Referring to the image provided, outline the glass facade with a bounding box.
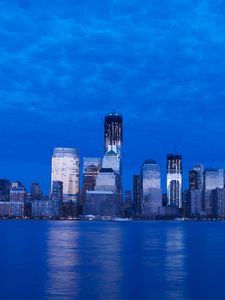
[104,113,122,157]
[189,170,198,190]
[95,168,117,193]
[167,154,182,208]
[141,160,162,216]
[133,175,141,214]
[30,182,42,201]
[82,157,101,192]
[204,168,224,190]
[0,179,10,202]
[193,163,204,190]
[51,148,80,201]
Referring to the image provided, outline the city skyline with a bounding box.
[1,111,225,194]
[2,112,225,197]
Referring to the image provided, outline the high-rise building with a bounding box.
[193,164,204,190]
[51,181,63,202]
[0,179,10,202]
[104,113,122,157]
[167,153,182,208]
[189,170,198,190]
[84,168,120,217]
[51,148,80,201]
[30,182,42,201]
[133,175,141,214]
[204,168,224,190]
[10,181,26,202]
[82,157,102,193]
[94,168,118,193]
[183,190,191,218]
[124,191,133,218]
[102,151,120,173]
[203,168,224,217]
[124,191,132,209]
[212,188,225,218]
[141,159,162,216]
[102,150,122,201]
[189,164,204,191]
[190,189,203,217]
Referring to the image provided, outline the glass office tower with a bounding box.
[167,153,182,208]
[104,113,123,157]
[141,159,162,216]
[51,148,80,201]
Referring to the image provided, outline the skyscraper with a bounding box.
[30,182,42,201]
[133,175,141,214]
[204,168,224,190]
[84,168,119,217]
[167,153,182,208]
[8,181,26,217]
[82,157,102,193]
[204,168,224,216]
[189,170,198,190]
[10,181,26,202]
[193,163,204,190]
[0,179,10,202]
[51,148,80,201]
[104,113,123,203]
[51,181,63,202]
[141,159,162,216]
[104,113,122,157]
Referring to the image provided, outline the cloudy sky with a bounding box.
[1,0,225,193]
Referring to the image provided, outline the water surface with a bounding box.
[0,220,224,300]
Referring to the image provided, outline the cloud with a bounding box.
[0,0,225,191]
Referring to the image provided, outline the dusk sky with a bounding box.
[1,0,225,194]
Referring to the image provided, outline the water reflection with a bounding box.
[45,222,80,300]
[165,225,187,300]
[78,224,123,300]
[43,222,188,300]
[44,222,123,300]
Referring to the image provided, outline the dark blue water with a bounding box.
[0,221,225,300]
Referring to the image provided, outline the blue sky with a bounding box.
[1,0,225,194]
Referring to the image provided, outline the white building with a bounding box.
[51,148,80,201]
[102,150,120,174]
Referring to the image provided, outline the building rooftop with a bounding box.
[144,159,157,164]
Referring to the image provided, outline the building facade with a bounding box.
[82,157,102,193]
[204,168,224,190]
[167,154,182,208]
[104,113,123,157]
[10,181,26,202]
[51,147,80,201]
[30,182,42,201]
[133,175,141,215]
[84,167,120,217]
[0,179,10,202]
[141,159,162,216]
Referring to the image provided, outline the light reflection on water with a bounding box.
[45,222,123,300]
[165,226,186,300]
[46,223,80,300]
[3,221,221,300]
[44,222,189,300]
